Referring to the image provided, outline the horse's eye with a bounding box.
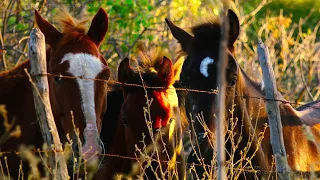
[54,74,62,83]
[229,78,237,86]
[169,118,174,124]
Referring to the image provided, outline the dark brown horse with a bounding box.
[166,9,320,178]
[0,8,110,178]
[97,50,187,179]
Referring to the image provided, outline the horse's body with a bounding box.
[0,8,110,178]
[100,84,124,151]
[166,10,320,179]
[97,50,187,179]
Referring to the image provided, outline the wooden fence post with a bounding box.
[257,41,290,179]
[28,28,69,179]
[215,12,229,180]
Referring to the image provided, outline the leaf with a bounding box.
[147,35,154,41]
[147,5,153,11]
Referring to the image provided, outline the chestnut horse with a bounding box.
[0,8,110,178]
[97,51,187,179]
[166,9,320,178]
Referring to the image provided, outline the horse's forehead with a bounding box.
[165,86,179,107]
[152,87,179,109]
[61,53,104,78]
[200,57,215,77]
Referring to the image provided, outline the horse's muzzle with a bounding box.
[81,123,104,163]
[81,138,103,163]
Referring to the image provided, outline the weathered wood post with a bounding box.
[27,28,69,179]
[215,11,230,180]
[257,41,290,179]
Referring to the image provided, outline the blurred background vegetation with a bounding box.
[0,0,319,105]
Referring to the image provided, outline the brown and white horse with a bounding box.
[97,50,187,179]
[166,9,320,178]
[0,8,110,177]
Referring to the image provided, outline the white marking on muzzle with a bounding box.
[62,53,104,161]
[200,57,214,77]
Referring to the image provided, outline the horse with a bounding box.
[0,8,110,178]
[166,9,320,179]
[96,50,187,179]
[99,83,124,152]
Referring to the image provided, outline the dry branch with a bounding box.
[27,28,69,179]
[257,41,290,179]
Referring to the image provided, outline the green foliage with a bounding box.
[247,0,320,32]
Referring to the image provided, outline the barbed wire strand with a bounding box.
[2,72,319,109]
[0,149,285,173]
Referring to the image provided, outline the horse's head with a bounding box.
[166,10,240,130]
[117,53,182,158]
[34,8,110,163]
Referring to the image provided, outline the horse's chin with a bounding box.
[67,154,101,176]
[83,156,100,173]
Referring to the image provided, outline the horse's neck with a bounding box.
[0,48,51,105]
[235,69,268,122]
[296,100,320,126]
[236,68,298,124]
[0,60,31,105]
[232,69,298,165]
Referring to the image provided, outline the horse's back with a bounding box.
[296,100,320,126]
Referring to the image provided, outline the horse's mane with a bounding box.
[55,7,89,34]
[175,16,221,59]
[41,7,92,50]
[191,16,221,42]
[0,60,29,77]
[122,48,170,90]
[133,46,170,74]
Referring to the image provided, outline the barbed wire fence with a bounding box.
[1,31,319,179]
[1,68,320,178]
[0,146,316,176]
[2,72,319,108]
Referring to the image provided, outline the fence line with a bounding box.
[1,71,319,177]
[0,149,278,173]
[1,150,318,176]
[2,72,319,108]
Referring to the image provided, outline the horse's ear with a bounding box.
[158,56,174,87]
[34,10,62,46]
[173,57,184,82]
[87,8,108,47]
[165,18,193,52]
[227,9,240,48]
[118,58,133,83]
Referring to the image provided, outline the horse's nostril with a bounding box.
[81,139,103,162]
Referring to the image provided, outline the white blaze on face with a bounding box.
[61,53,104,160]
[200,57,214,77]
